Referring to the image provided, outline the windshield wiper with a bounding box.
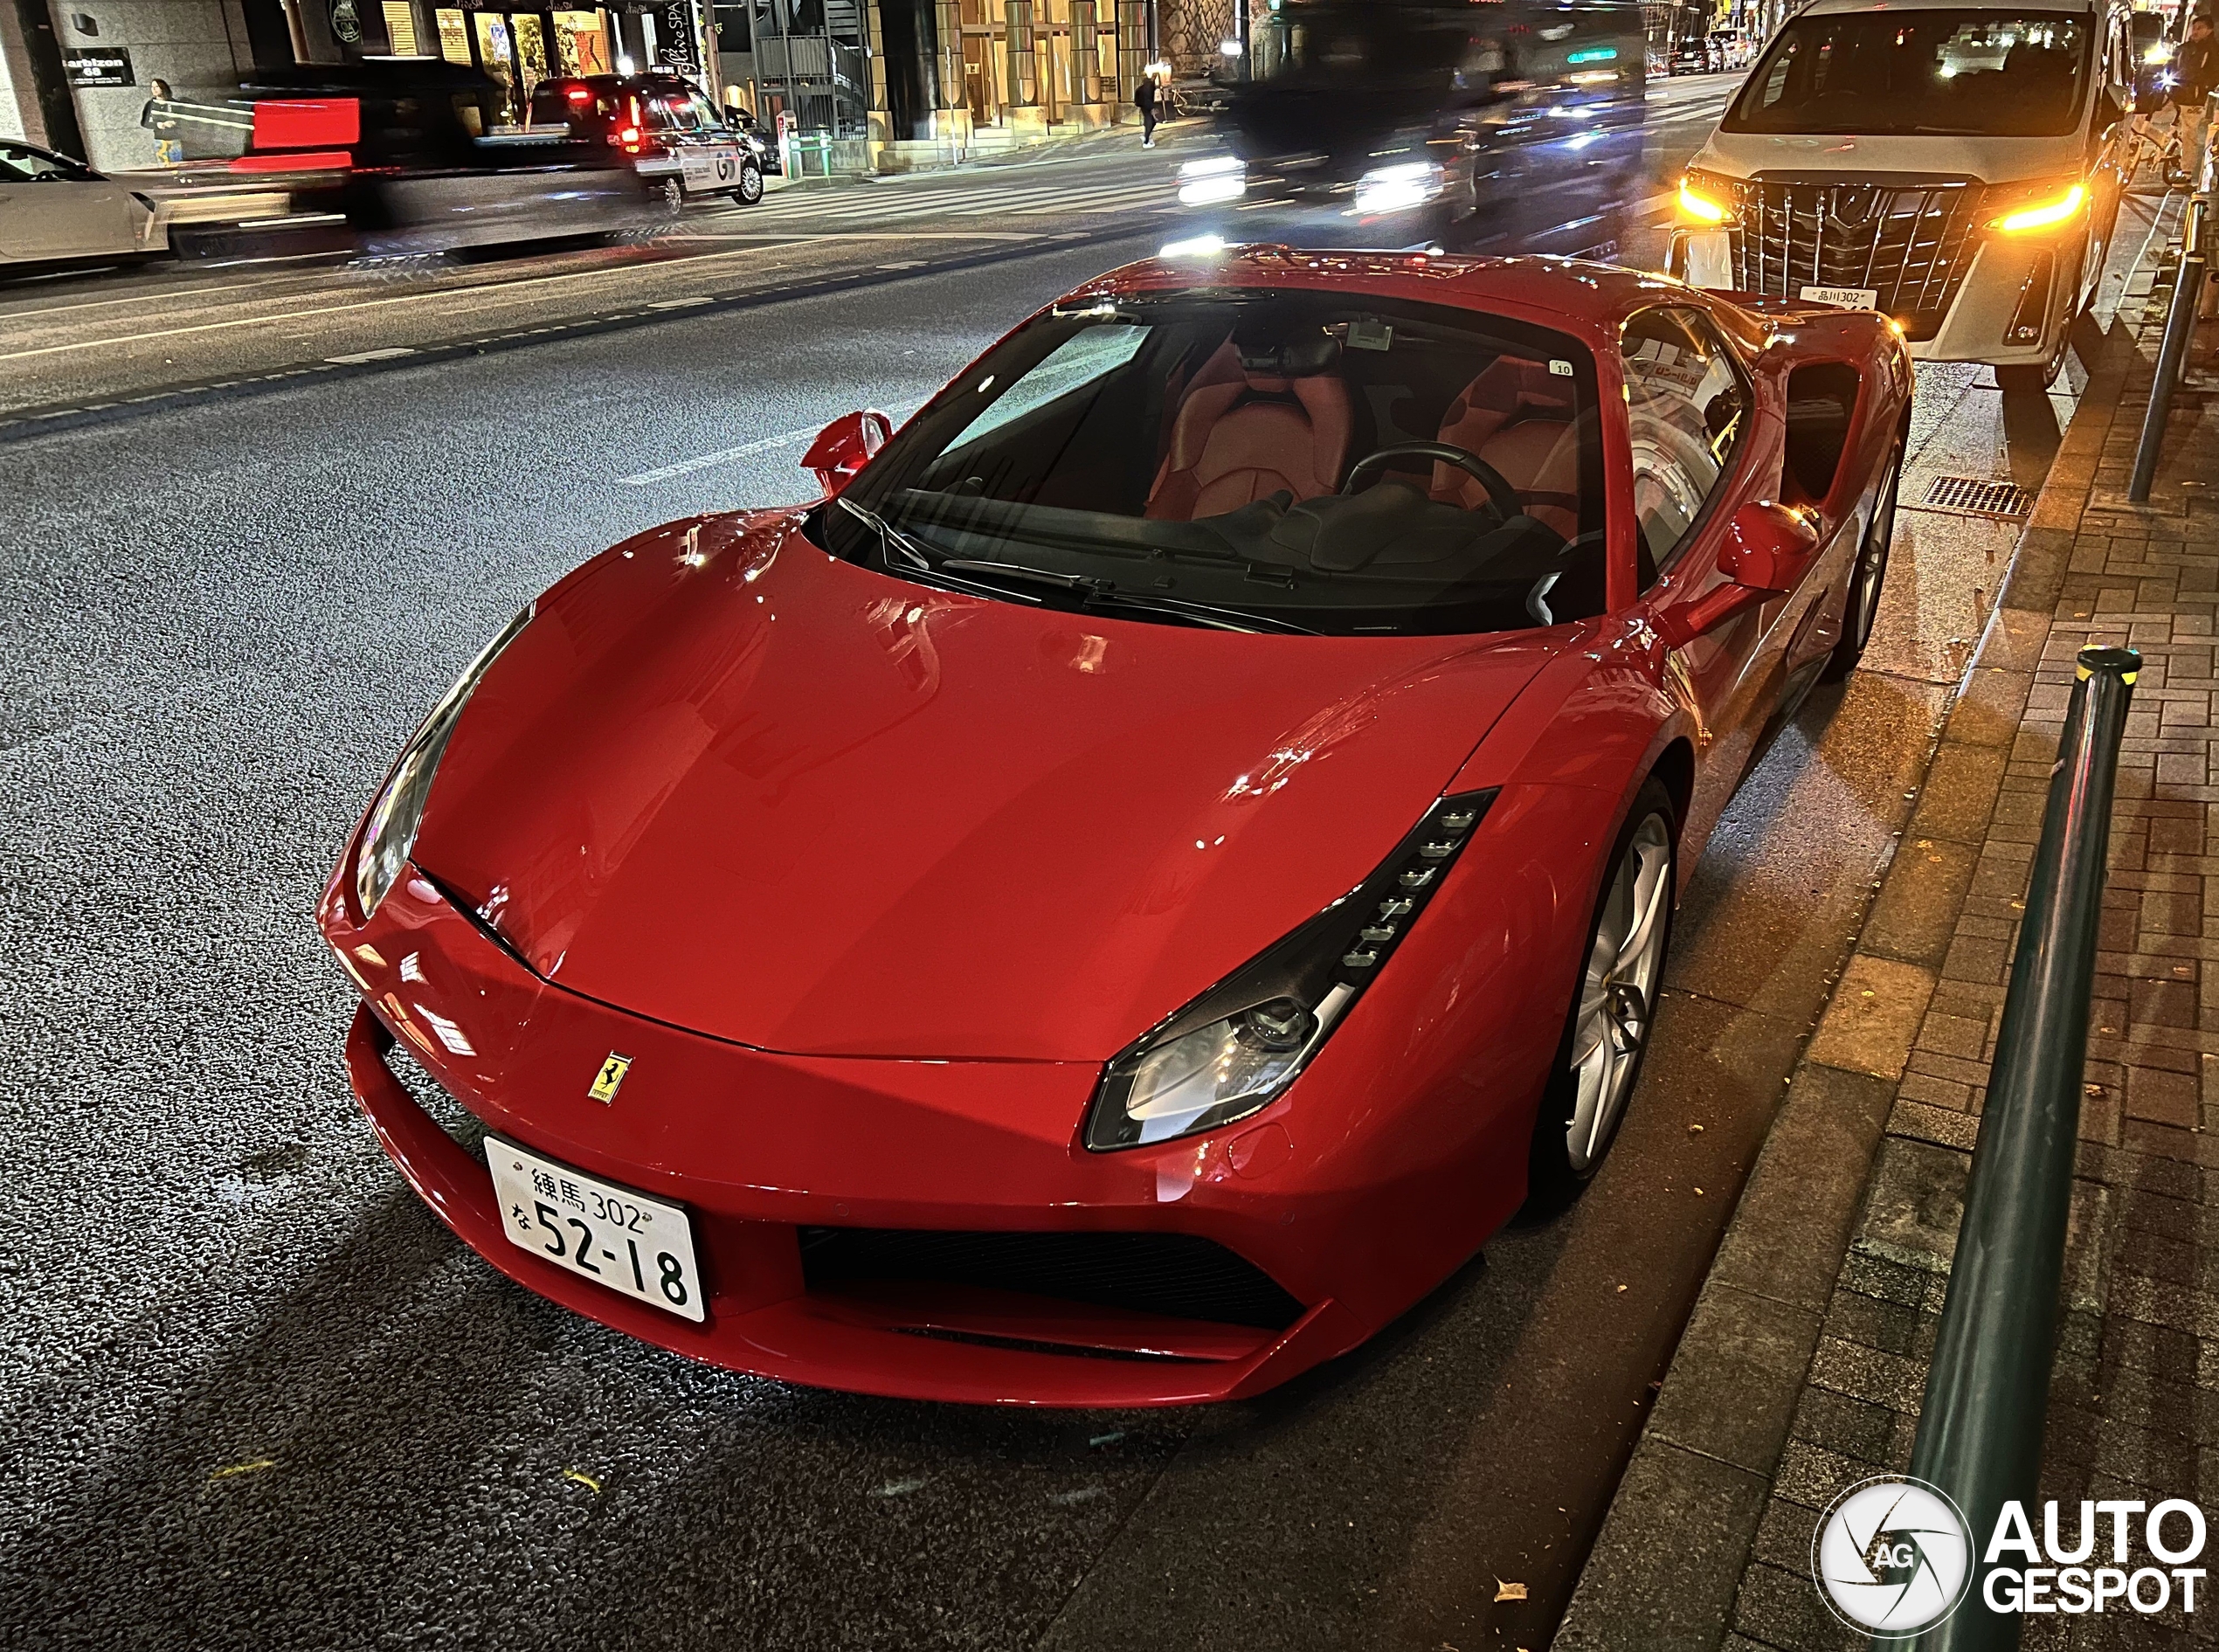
[838,494,935,571]
[1081,587,1318,636]
[939,557,1094,591]
[949,560,1316,634]
[851,510,1314,634]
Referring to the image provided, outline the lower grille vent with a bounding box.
[798,1228,1306,1331]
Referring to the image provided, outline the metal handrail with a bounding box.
[2128,251,2206,500]
[1893,646,2140,1652]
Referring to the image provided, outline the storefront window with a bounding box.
[512,15,550,97]
[553,10,613,74]
[382,0,419,53]
[1096,0,1118,96]
[1007,1,1036,105]
[435,6,473,64]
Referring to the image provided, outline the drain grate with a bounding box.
[1923,475,2033,517]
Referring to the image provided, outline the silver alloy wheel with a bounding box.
[1566,814,1673,1172]
[1848,455,1899,653]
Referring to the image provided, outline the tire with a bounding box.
[1996,319,2070,391]
[1820,436,1902,682]
[730,158,764,206]
[1524,779,1678,1213]
[1995,356,2061,392]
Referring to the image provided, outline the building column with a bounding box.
[3,0,83,151]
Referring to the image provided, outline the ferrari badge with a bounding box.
[588,1053,633,1104]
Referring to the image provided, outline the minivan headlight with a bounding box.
[355,605,534,919]
[1678,172,1733,225]
[1083,791,1497,1151]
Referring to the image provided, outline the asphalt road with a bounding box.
[2,75,2104,1652]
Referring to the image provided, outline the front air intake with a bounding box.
[798,1228,1306,1331]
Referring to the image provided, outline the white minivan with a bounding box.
[1669,0,2133,388]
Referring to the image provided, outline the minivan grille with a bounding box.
[1725,179,1986,341]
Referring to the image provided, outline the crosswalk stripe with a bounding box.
[752,176,1179,223]
[751,184,1176,225]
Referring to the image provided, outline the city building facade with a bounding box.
[0,0,1233,171]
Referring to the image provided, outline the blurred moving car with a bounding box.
[320,245,1912,1406]
[0,140,166,272]
[1176,0,1647,259]
[528,73,769,206]
[1669,0,2133,389]
[181,59,672,260]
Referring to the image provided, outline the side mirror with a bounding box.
[2097,86,2126,132]
[1655,501,1822,648]
[802,410,892,494]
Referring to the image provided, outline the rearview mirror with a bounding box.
[1656,501,1822,648]
[802,410,892,494]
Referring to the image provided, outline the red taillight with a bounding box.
[619,125,640,145]
[565,86,590,102]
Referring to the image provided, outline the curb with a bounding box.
[1552,321,2140,1650]
[0,225,1158,447]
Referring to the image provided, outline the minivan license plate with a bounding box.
[1800,285,1880,310]
[487,1137,706,1322]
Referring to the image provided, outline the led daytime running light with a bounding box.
[1988,183,2087,235]
[1678,179,1730,225]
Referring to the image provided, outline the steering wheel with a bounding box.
[1341,442,1523,520]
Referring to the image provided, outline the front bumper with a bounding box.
[1669,223,2076,368]
[319,854,1554,1406]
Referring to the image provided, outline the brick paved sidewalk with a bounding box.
[1559,269,2219,1649]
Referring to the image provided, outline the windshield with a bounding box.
[812,289,1606,638]
[1723,10,2091,137]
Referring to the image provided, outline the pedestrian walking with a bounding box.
[2175,14,2218,185]
[1136,72,1158,148]
[141,79,183,166]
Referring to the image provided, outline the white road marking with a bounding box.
[619,427,819,485]
[619,399,925,486]
[0,238,868,363]
[324,345,417,363]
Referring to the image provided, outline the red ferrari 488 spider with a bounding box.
[321,246,1911,1406]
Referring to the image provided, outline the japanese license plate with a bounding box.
[1799,285,1880,310]
[487,1137,705,1323]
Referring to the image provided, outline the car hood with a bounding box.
[1691,128,2086,187]
[411,511,1563,1061]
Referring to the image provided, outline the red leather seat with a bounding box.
[1144,341,1354,522]
[1431,358,1583,539]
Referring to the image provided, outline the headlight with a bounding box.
[1083,791,1496,1151]
[1986,181,2088,235]
[355,605,534,919]
[1678,175,1732,224]
[1354,160,1443,214]
[1178,155,1248,205]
